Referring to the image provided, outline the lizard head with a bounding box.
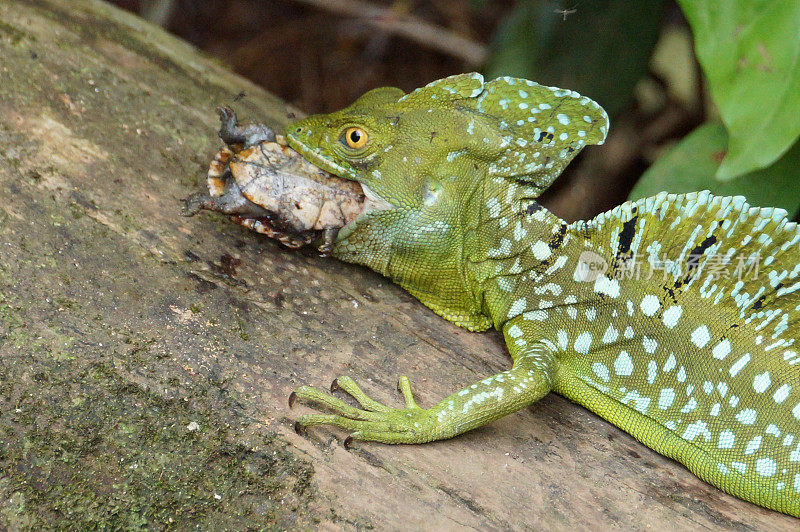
[285,73,608,328]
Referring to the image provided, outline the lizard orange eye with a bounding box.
[344,127,368,149]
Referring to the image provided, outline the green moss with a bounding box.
[0,2,323,528]
[0,297,28,348]
[0,359,315,529]
[0,20,36,45]
[68,202,85,219]
[24,0,214,94]
[54,297,78,310]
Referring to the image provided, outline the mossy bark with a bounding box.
[0,1,795,529]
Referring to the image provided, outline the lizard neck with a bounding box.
[465,184,592,330]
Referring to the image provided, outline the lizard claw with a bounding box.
[290,376,436,444]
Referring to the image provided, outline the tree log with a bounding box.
[0,0,795,529]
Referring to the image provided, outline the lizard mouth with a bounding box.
[284,133,395,218]
[183,143,368,251]
[185,108,394,252]
[285,133,354,181]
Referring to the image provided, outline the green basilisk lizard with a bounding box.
[280,73,800,517]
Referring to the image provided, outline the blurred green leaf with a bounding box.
[485,0,665,115]
[629,122,800,217]
[485,0,543,81]
[679,1,800,181]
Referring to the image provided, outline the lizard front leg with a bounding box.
[290,319,556,445]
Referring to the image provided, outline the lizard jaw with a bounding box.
[188,129,394,251]
[285,132,396,227]
[285,134,355,181]
[360,183,394,214]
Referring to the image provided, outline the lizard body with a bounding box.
[284,73,800,517]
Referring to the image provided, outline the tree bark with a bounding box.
[0,0,794,529]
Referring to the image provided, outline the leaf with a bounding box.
[485,0,665,116]
[485,0,546,82]
[679,1,800,180]
[629,122,800,217]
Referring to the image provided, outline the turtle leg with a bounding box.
[235,217,309,249]
[316,228,339,256]
[216,106,276,147]
[182,175,272,218]
[181,192,212,217]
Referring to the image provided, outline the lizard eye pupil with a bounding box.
[344,127,368,149]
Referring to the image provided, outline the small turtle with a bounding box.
[183,107,365,254]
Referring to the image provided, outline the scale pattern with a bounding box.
[469,183,800,515]
[570,192,800,513]
[480,190,800,516]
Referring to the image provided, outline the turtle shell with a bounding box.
[230,142,365,233]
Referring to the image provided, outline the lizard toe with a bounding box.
[330,376,395,412]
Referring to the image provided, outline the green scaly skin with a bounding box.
[284,73,800,517]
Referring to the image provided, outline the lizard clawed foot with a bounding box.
[290,376,439,444]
